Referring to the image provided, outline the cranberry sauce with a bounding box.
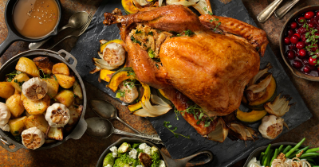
[283,10,319,77]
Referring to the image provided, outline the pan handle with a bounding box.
[0,32,19,57]
[58,49,78,69]
[0,134,22,152]
[66,117,87,140]
[175,151,213,167]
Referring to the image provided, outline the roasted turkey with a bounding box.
[103,5,268,137]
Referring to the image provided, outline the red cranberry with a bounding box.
[289,44,296,50]
[290,35,299,44]
[297,27,307,34]
[288,29,294,36]
[308,23,315,28]
[296,41,305,49]
[294,33,301,38]
[301,34,307,42]
[284,37,290,44]
[310,44,318,52]
[298,17,306,24]
[303,66,311,73]
[290,22,298,29]
[293,60,303,68]
[299,49,307,57]
[317,11,319,17]
[309,57,317,66]
[287,50,295,59]
[305,11,315,19]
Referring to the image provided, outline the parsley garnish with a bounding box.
[39,69,50,79]
[148,31,154,36]
[6,71,21,82]
[14,79,25,86]
[135,30,142,34]
[163,121,190,139]
[130,36,141,45]
[176,30,194,37]
[302,21,319,65]
[208,11,213,15]
[116,90,125,98]
[123,80,135,88]
[127,71,136,78]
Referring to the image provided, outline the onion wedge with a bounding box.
[134,95,172,117]
[249,63,272,86]
[207,117,228,142]
[246,74,272,93]
[264,94,292,117]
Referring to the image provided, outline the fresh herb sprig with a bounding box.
[185,104,214,127]
[39,69,50,79]
[176,30,194,37]
[209,18,221,31]
[6,70,21,82]
[163,121,190,139]
[302,21,319,66]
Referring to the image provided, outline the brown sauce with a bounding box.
[13,0,59,39]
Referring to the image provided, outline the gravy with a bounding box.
[13,0,59,39]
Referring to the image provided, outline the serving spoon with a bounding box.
[90,100,142,134]
[29,11,89,50]
[86,117,163,145]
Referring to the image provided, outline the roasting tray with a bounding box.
[70,0,313,166]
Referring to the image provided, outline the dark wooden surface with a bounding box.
[0,0,318,166]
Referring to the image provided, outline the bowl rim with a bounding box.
[279,5,319,82]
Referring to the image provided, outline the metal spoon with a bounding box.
[90,100,142,134]
[257,0,283,23]
[86,117,163,145]
[29,11,89,50]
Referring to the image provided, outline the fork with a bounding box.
[47,13,93,50]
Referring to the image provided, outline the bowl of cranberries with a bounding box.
[280,6,319,81]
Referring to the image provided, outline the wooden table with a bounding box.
[0,0,318,166]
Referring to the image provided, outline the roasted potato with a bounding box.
[24,115,49,134]
[47,127,63,140]
[55,74,75,89]
[8,116,27,137]
[10,73,30,92]
[6,94,24,118]
[67,105,83,126]
[73,81,83,99]
[55,90,74,107]
[33,57,53,74]
[43,77,59,98]
[52,63,70,75]
[0,82,15,99]
[15,57,40,77]
[23,95,50,115]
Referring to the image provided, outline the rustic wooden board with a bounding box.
[70,0,312,166]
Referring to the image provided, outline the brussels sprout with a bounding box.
[103,153,115,167]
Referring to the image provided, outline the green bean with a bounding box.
[285,138,306,157]
[278,145,284,153]
[288,151,299,159]
[258,152,265,161]
[264,144,271,155]
[270,148,279,165]
[299,152,319,159]
[266,149,273,166]
[306,147,319,153]
[283,145,292,154]
[263,156,268,166]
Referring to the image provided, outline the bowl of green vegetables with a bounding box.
[96,137,213,167]
[244,138,319,167]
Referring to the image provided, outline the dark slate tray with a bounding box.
[70,0,312,166]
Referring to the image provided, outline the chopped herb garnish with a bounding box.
[163,121,190,139]
[135,30,142,34]
[208,11,213,15]
[130,36,141,45]
[185,103,214,127]
[39,69,50,79]
[123,80,135,88]
[116,90,126,98]
[148,31,154,36]
[176,30,194,37]
[14,79,25,86]
[53,75,57,81]
[6,70,20,82]
[174,108,180,120]
[155,64,159,69]
[148,49,155,58]
[127,71,136,78]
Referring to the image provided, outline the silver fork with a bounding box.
[47,13,93,50]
